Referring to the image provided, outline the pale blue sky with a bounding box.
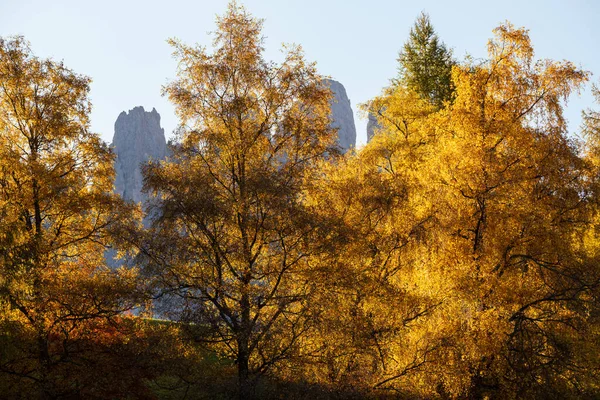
[1,0,599,146]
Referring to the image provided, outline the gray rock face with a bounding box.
[112,106,167,204]
[107,106,167,269]
[367,112,382,143]
[325,79,356,153]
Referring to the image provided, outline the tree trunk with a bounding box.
[238,290,252,399]
[238,346,250,399]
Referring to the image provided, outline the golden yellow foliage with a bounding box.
[138,3,338,397]
[301,23,600,399]
[0,36,141,397]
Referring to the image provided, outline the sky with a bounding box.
[1,0,599,147]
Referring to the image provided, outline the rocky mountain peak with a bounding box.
[112,106,167,204]
[325,79,356,153]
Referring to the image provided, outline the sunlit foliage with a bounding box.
[322,23,600,399]
[2,4,600,399]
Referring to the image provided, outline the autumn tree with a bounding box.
[396,12,454,108]
[0,36,141,398]
[293,120,446,397]
[422,24,599,398]
[306,23,600,399]
[583,84,600,172]
[139,3,338,398]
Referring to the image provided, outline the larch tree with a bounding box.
[293,88,444,396]
[396,12,455,109]
[139,2,338,397]
[0,36,140,398]
[424,24,598,398]
[366,13,453,143]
